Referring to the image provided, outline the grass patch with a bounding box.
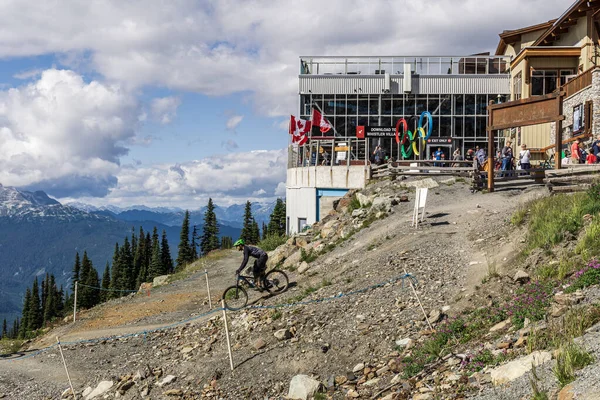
[300,248,318,263]
[258,234,288,252]
[525,191,600,251]
[536,258,578,281]
[270,310,282,321]
[575,219,600,261]
[347,194,361,213]
[511,206,528,226]
[0,339,24,355]
[554,341,594,388]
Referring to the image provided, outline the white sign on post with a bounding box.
[412,188,428,227]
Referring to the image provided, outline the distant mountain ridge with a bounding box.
[0,185,245,325]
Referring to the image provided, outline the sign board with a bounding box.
[334,146,349,151]
[412,188,428,228]
[337,142,347,160]
[356,126,397,138]
[427,137,452,144]
[488,93,562,130]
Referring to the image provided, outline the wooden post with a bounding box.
[205,269,212,309]
[221,300,234,371]
[555,96,563,170]
[404,269,433,330]
[73,281,78,323]
[487,100,495,192]
[57,337,77,400]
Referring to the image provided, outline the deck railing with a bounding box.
[563,67,594,98]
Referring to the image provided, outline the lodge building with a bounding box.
[286,0,600,235]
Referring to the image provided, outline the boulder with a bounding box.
[554,291,584,306]
[428,309,442,324]
[287,375,321,400]
[320,220,339,239]
[351,208,366,218]
[253,338,267,350]
[156,375,177,387]
[86,381,114,399]
[298,262,310,274]
[513,270,530,284]
[403,178,439,189]
[395,338,413,348]
[356,192,371,207]
[152,275,169,287]
[490,351,552,385]
[274,329,292,341]
[283,251,302,269]
[138,282,153,294]
[352,363,365,373]
[267,244,296,268]
[489,319,511,333]
[370,197,393,212]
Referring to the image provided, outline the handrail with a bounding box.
[562,67,595,98]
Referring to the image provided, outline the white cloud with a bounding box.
[150,96,181,124]
[0,69,140,197]
[226,115,243,130]
[13,68,43,80]
[0,1,567,116]
[81,148,287,208]
[274,182,286,196]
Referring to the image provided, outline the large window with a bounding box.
[531,70,557,96]
[513,72,522,100]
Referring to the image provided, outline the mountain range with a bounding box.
[0,184,275,324]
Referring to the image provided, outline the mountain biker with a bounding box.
[234,239,268,289]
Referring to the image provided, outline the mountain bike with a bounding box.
[222,268,289,311]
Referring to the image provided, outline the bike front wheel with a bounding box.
[263,270,289,294]
[222,286,248,310]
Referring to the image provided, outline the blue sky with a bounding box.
[0,0,567,208]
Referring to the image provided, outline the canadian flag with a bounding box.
[312,109,333,133]
[289,115,311,145]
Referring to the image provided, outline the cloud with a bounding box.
[0,69,140,197]
[85,148,287,208]
[150,96,181,124]
[0,1,567,117]
[226,115,243,130]
[274,182,286,196]
[13,69,43,80]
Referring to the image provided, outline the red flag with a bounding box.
[289,115,311,145]
[312,109,333,133]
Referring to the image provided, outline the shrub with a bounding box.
[347,194,361,213]
[554,341,594,388]
[258,234,288,252]
[300,248,318,263]
[576,220,600,261]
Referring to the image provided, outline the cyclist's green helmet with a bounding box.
[234,239,245,247]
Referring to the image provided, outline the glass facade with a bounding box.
[300,93,509,160]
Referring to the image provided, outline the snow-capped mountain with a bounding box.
[0,184,102,221]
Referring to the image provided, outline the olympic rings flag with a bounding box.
[395,111,433,158]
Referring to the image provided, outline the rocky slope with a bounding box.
[1,177,599,399]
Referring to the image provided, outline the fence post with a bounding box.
[221,300,234,371]
[73,281,78,323]
[404,269,433,330]
[57,337,77,399]
[205,269,212,309]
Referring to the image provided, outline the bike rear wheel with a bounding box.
[263,270,289,294]
[222,286,248,310]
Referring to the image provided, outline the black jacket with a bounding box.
[237,245,267,273]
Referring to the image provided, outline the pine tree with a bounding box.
[251,219,260,244]
[176,210,192,268]
[240,201,254,243]
[12,318,19,340]
[191,225,199,260]
[109,243,122,298]
[161,230,174,274]
[268,198,287,237]
[221,236,233,249]
[29,278,42,332]
[101,262,111,302]
[18,289,31,338]
[144,232,152,273]
[201,198,220,255]
[120,237,134,290]
[72,252,81,292]
[2,319,7,339]
[134,227,145,286]
[262,222,268,240]
[79,252,100,308]
[147,228,163,280]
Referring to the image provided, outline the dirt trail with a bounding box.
[33,250,242,348]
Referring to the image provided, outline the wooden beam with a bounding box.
[555,96,563,170]
[488,100,495,193]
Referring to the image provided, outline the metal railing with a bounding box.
[288,138,368,169]
[300,56,511,76]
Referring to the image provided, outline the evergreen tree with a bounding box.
[267,198,287,237]
[12,318,19,340]
[72,252,81,292]
[221,236,233,249]
[57,285,65,316]
[29,278,42,331]
[109,243,122,298]
[101,262,111,302]
[240,201,254,243]
[147,232,163,281]
[134,227,145,286]
[144,232,152,273]
[251,219,260,244]
[43,276,56,325]
[200,198,220,255]
[18,289,31,338]
[191,225,199,260]
[176,210,193,268]
[2,319,7,338]
[120,237,134,290]
[262,222,268,240]
[161,230,174,274]
[79,252,100,308]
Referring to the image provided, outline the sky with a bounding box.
[0,0,568,209]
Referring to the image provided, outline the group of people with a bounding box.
[567,135,600,165]
[465,142,532,172]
